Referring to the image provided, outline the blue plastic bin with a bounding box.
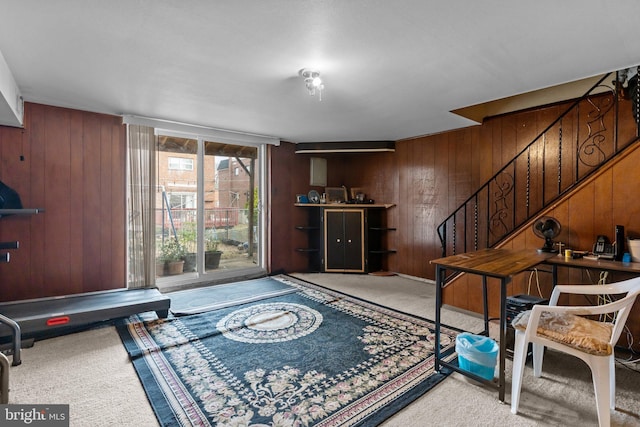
[455,332,499,380]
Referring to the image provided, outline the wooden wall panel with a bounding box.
[69,110,84,294]
[44,106,72,295]
[612,148,640,235]
[0,103,126,301]
[567,182,595,253]
[411,140,427,276]
[82,113,102,290]
[396,142,411,275]
[269,142,312,273]
[28,104,46,296]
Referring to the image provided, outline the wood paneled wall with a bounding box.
[0,103,126,301]
[269,142,312,273]
[269,147,348,271]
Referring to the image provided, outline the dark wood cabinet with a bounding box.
[324,209,364,272]
[294,204,395,273]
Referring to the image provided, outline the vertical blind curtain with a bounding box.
[127,124,156,289]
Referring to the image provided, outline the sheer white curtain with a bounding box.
[127,124,156,289]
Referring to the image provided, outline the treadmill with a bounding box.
[0,286,170,365]
[0,241,170,366]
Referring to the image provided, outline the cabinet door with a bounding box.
[324,209,364,272]
[342,210,364,271]
[325,210,345,271]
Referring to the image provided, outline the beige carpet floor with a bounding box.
[6,273,640,426]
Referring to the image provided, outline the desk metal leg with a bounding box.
[482,276,489,335]
[434,265,444,372]
[498,277,508,402]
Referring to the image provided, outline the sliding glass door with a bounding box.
[155,132,265,290]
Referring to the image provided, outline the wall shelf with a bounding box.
[295,213,322,271]
[0,208,44,218]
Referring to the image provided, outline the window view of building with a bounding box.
[168,157,194,171]
[155,135,260,286]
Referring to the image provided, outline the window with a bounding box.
[155,134,265,289]
[169,192,196,210]
[123,115,277,292]
[168,157,193,171]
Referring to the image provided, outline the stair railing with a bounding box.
[437,70,637,257]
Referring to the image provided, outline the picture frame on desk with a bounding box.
[350,187,365,202]
[325,187,347,203]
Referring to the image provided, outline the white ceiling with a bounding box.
[1,1,639,143]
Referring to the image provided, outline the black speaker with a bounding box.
[615,225,625,261]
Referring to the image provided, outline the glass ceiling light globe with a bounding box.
[299,68,324,100]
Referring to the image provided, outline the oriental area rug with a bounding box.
[116,275,461,427]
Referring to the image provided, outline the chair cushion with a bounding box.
[511,310,613,356]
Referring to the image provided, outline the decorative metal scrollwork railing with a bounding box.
[437,70,636,257]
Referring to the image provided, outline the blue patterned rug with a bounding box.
[117,275,461,426]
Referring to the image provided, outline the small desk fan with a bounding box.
[533,216,561,253]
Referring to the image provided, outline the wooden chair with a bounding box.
[510,276,640,427]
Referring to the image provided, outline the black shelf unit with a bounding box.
[366,210,396,272]
[294,204,396,273]
[294,210,323,271]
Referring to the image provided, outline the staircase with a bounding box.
[437,71,639,257]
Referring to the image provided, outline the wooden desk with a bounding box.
[545,255,640,284]
[431,248,554,402]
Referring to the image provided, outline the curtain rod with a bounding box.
[122,115,280,147]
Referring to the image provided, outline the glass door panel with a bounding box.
[155,134,262,289]
[203,140,258,273]
[156,135,198,278]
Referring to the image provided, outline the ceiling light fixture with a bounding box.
[299,68,324,101]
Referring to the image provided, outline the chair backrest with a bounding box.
[607,277,640,346]
[611,275,640,294]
